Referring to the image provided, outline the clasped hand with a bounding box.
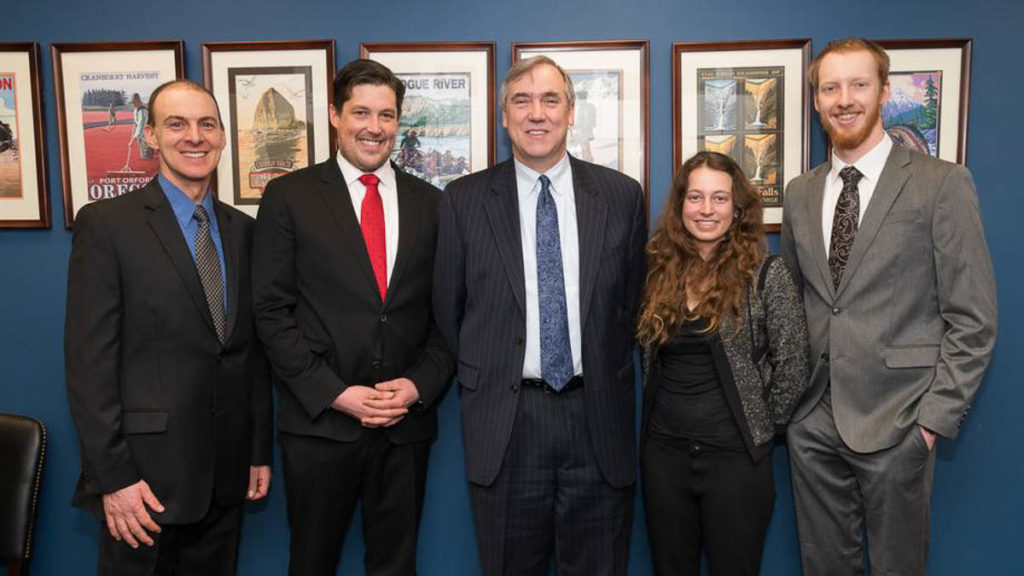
[331,377,420,427]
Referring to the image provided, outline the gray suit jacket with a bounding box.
[780,145,996,452]
[433,157,646,487]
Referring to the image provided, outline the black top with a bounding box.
[648,317,745,450]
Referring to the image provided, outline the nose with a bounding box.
[185,122,201,142]
[366,114,382,133]
[527,99,544,121]
[699,197,714,214]
[837,85,854,106]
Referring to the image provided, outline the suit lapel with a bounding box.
[571,157,607,329]
[836,146,912,297]
[483,160,526,314]
[803,165,835,299]
[144,182,219,338]
[316,160,383,304]
[214,202,240,343]
[387,166,421,303]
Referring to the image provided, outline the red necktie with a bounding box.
[359,173,387,300]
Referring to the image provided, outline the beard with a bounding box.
[822,102,882,152]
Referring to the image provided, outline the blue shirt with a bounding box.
[159,174,227,309]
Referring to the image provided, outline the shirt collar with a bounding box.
[158,173,216,228]
[829,132,893,187]
[336,152,397,193]
[514,152,572,198]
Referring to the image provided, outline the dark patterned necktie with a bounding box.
[536,175,573,391]
[828,166,864,291]
[194,205,225,343]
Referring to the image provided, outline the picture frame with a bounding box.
[512,40,650,207]
[360,41,495,189]
[204,40,336,217]
[674,39,811,231]
[876,38,971,164]
[0,42,50,228]
[52,40,184,228]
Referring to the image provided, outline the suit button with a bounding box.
[510,382,519,393]
[821,353,829,363]
[515,336,523,345]
[210,408,217,415]
[832,306,841,315]
[371,360,382,369]
[379,314,387,323]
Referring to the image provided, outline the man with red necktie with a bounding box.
[253,59,454,576]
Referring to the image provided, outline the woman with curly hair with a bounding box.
[638,151,809,576]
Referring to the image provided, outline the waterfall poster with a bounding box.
[696,66,784,208]
[227,66,315,205]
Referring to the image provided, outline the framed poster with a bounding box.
[0,42,49,228]
[512,40,650,204]
[877,38,971,164]
[204,40,336,216]
[360,41,494,189]
[52,40,184,228]
[674,39,810,231]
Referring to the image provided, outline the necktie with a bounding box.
[359,173,387,300]
[828,165,864,291]
[536,175,574,391]
[194,205,225,343]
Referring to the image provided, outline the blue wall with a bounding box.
[3,0,1020,574]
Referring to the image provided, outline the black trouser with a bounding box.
[98,500,242,576]
[280,430,431,576]
[469,383,634,576]
[641,436,774,576]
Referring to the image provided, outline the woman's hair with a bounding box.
[637,151,765,346]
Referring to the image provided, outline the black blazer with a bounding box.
[433,157,647,488]
[253,160,454,444]
[65,180,272,524]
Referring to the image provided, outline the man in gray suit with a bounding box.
[780,38,997,575]
[434,56,646,576]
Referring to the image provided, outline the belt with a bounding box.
[520,375,584,395]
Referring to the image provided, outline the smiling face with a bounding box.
[815,49,890,162]
[144,85,225,198]
[683,166,735,259]
[502,62,575,173]
[331,83,398,173]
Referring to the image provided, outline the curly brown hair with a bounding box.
[637,151,765,346]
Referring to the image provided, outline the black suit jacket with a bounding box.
[253,160,454,444]
[433,157,646,488]
[65,180,272,524]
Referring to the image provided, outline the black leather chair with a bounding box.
[0,414,46,576]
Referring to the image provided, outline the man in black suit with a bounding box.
[434,56,646,576]
[65,80,272,576]
[252,59,454,576]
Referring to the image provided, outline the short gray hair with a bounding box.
[499,55,575,110]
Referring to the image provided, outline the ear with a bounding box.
[144,124,158,152]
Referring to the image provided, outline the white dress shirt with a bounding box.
[515,154,583,379]
[337,153,400,284]
[822,133,893,254]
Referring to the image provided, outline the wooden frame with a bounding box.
[52,40,184,228]
[674,39,811,232]
[0,42,50,228]
[203,39,336,217]
[360,41,495,188]
[512,39,650,210]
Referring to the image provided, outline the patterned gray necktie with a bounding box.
[828,165,864,291]
[194,205,225,343]
[536,175,573,391]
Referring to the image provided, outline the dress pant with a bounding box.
[280,430,431,576]
[97,499,242,576]
[787,389,937,576]
[468,383,634,576]
[641,435,774,576]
